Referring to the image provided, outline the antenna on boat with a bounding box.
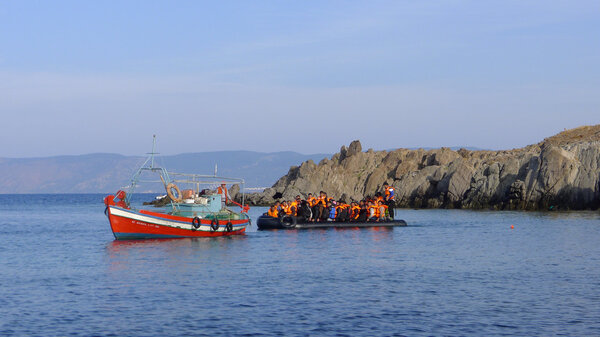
[214,163,218,177]
[148,134,158,169]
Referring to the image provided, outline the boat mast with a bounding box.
[150,134,157,169]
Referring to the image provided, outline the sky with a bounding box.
[1,0,599,157]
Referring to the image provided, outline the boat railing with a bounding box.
[117,136,248,213]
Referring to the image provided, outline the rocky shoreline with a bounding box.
[236,126,600,211]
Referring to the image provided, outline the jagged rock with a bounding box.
[446,160,474,204]
[143,195,172,207]
[243,125,600,210]
[228,184,240,201]
[347,140,362,157]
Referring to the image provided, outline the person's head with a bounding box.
[383,182,389,188]
[308,193,313,198]
[295,195,301,202]
[274,201,280,206]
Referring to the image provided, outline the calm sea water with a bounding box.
[1,194,599,336]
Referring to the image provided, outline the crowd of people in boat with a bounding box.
[265,183,396,222]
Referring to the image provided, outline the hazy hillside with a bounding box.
[0,151,328,193]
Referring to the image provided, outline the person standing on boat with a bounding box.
[217,182,229,209]
[383,182,395,219]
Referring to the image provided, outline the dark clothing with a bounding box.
[320,206,329,221]
[297,202,312,221]
[336,208,349,222]
[312,205,328,221]
[356,208,368,222]
[386,200,395,219]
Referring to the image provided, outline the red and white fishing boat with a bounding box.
[103,137,251,240]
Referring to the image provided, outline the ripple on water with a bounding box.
[0,196,599,336]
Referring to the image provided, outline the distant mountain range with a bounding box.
[0,151,329,193]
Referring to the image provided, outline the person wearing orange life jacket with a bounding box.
[217,182,229,209]
[267,201,280,218]
[382,182,396,219]
[280,201,286,214]
[281,201,293,216]
[335,200,350,222]
[375,192,389,220]
[334,201,343,221]
[343,202,352,221]
[306,193,316,206]
[317,192,328,207]
[289,196,301,216]
[377,198,389,221]
[367,201,379,221]
[312,191,329,222]
[350,202,361,221]
[376,193,384,205]
[356,200,369,222]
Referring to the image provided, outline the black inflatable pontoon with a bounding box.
[257,214,407,230]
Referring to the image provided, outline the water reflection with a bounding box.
[105,235,249,272]
[107,235,248,252]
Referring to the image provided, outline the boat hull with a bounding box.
[256,215,407,230]
[107,206,248,240]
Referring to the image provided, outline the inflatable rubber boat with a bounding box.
[257,214,407,230]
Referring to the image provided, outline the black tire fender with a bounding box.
[279,216,297,228]
[192,217,201,230]
[211,218,219,231]
[226,222,233,232]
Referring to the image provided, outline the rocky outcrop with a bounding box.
[240,126,600,210]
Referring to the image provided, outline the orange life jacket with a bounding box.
[307,196,316,207]
[368,205,378,218]
[267,207,278,217]
[337,204,349,214]
[290,201,298,216]
[217,186,228,201]
[282,204,292,215]
[351,206,361,219]
[384,186,395,200]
